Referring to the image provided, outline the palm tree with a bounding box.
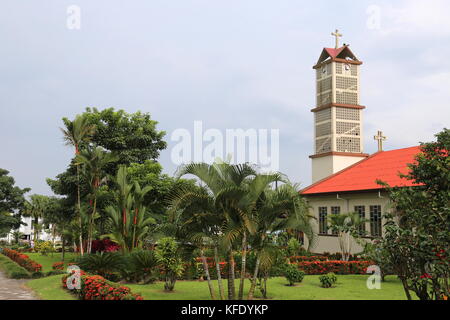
[61,114,96,255]
[329,212,366,261]
[247,183,315,300]
[23,195,51,242]
[76,145,117,253]
[173,162,257,300]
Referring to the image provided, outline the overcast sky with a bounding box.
[1,0,449,196]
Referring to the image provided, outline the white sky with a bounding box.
[0,0,449,195]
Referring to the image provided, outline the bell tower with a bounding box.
[311,31,369,183]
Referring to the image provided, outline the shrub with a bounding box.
[284,264,305,286]
[319,273,338,288]
[1,248,42,273]
[123,250,159,284]
[0,254,30,279]
[155,237,184,291]
[91,239,120,253]
[289,256,328,263]
[297,260,373,275]
[34,241,55,255]
[62,273,143,300]
[77,252,126,280]
[52,261,65,271]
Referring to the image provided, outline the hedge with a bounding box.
[1,248,43,273]
[0,254,31,279]
[297,260,374,275]
[62,272,144,300]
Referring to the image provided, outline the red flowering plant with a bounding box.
[62,272,143,300]
[52,262,65,271]
[2,248,42,273]
[297,260,373,275]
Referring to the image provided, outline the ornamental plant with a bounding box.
[154,237,184,291]
[319,273,337,288]
[34,241,55,256]
[52,262,65,271]
[283,264,305,286]
[62,272,143,300]
[1,248,42,273]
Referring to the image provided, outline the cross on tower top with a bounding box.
[331,29,343,49]
[374,131,387,152]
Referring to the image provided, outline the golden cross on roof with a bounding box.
[331,29,343,49]
[374,131,387,152]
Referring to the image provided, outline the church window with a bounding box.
[316,137,331,154]
[336,137,361,153]
[336,108,360,121]
[315,109,332,123]
[336,91,358,105]
[335,63,342,74]
[336,122,360,136]
[331,207,340,235]
[319,207,328,235]
[350,64,358,76]
[336,76,357,91]
[316,122,332,137]
[370,205,382,237]
[355,206,366,236]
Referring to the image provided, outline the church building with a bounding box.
[300,31,422,254]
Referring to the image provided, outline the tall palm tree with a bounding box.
[247,183,315,300]
[76,145,117,253]
[173,161,257,300]
[60,114,96,255]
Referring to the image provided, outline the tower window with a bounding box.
[370,205,382,237]
[336,122,360,136]
[316,137,331,154]
[336,91,358,105]
[336,137,361,153]
[315,109,332,123]
[319,207,328,235]
[336,108,360,121]
[316,122,332,137]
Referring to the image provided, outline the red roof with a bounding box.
[324,47,345,58]
[301,146,423,195]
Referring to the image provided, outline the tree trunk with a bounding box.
[76,165,84,256]
[87,195,97,254]
[61,232,65,262]
[200,249,216,300]
[227,250,236,300]
[238,232,247,300]
[399,276,413,300]
[214,246,226,300]
[247,253,261,300]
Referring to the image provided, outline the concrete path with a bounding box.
[0,271,38,300]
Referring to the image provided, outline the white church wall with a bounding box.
[304,191,391,254]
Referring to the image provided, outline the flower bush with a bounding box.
[62,272,143,300]
[91,239,120,253]
[289,256,328,263]
[52,262,65,271]
[1,248,42,273]
[34,241,55,255]
[297,260,373,275]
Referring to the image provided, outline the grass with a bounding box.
[0,254,30,279]
[26,275,76,300]
[128,275,415,300]
[25,274,414,300]
[26,252,78,273]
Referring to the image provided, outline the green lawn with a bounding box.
[26,275,76,300]
[26,274,414,300]
[26,252,78,272]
